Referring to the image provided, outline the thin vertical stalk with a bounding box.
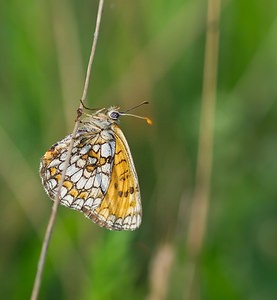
[185,0,221,299]
[30,1,105,299]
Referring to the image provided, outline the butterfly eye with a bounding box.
[109,111,120,120]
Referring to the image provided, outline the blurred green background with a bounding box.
[1,0,277,299]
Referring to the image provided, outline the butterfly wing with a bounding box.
[40,129,115,212]
[40,124,142,231]
[82,124,142,230]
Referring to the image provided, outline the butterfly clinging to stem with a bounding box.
[39,101,151,231]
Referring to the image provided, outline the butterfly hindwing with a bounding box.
[40,130,115,211]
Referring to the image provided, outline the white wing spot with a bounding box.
[131,215,137,226]
[60,186,67,198]
[79,144,91,155]
[45,169,51,179]
[89,187,101,198]
[70,153,80,164]
[71,199,84,210]
[66,164,80,177]
[83,169,92,179]
[101,174,109,191]
[93,173,101,188]
[107,214,116,223]
[123,216,131,226]
[71,169,83,183]
[101,143,112,158]
[48,179,57,189]
[115,218,123,226]
[76,159,86,168]
[60,152,67,161]
[88,157,97,165]
[101,163,111,174]
[92,197,102,209]
[84,177,94,190]
[84,198,93,208]
[92,144,100,152]
[76,177,87,190]
[110,141,116,150]
[48,159,61,168]
[62,194,74,206]
[58,161,66,171]
[136,215,142,227]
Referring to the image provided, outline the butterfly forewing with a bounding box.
[83,124,141,230]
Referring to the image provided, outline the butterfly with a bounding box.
[39,102,151,231]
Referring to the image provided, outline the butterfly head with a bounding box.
[108,102,152,125]
[107,107,121,122]
[82,101,152,129]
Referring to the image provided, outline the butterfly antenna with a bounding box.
[121,113,152,125]
[123,101,149,113]
[120,101,152,125]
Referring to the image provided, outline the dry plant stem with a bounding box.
[30,1,105,299]
[185,0,221,299]
[147,243,175,300]
[81,0,104,102]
